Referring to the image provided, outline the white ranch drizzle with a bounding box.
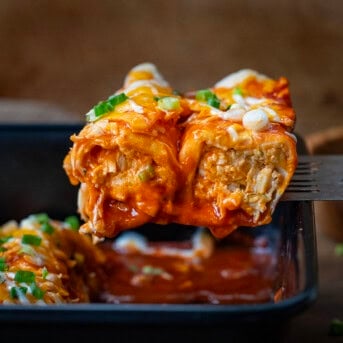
[285,131,297,142]
[127,99,144,114]
[214,69,269,88]
[124,62,169,88]
[113,229,214,260]
[220,104,245,121]
[226,126,239,142]
[242,109,269,131]
[123,80,160,95]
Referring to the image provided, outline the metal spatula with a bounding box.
[282,155,343,201]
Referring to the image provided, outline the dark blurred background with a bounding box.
[0,0,342,135]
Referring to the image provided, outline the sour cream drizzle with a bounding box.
[214,69,269,89]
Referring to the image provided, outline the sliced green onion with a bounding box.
[33,213,50,224]
[207,97,220,109]
[0,273,5,284]
[226,104,232,111]
[0,257,7,272]
[94,101,110,116]
[335,244,343,256]
[157,97,180,111]
[0,236,12,245]
[21,234,41,246]
[85,109,97,122]
[233,87,243,96]
[40,222,54,235]
[42,267,48,280]
[108,93,128,107]
[64,216,80,231]
[10,286,28,299]
[0,247,6,252]
[87,93,128,122]
[330,319,343,336]
[138,165,155,182]
[153,96,161,101]
[196,89,214,102]
[195,89,221,108]
[15,270,35,283]
[31,282,45,300]
[19,245,36,256]
[141,265,165,276]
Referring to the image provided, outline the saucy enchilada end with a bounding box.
[63,64,297,239]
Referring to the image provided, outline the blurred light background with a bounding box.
[0,0,342,135]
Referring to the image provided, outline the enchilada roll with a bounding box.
[176,70,297,237]
[64,63,190,238]
[0,214,104,304]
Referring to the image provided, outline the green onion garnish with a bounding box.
[108,93,128,107]
[0,236,12,245]
[10,286,28,299]
[42,267,48,280]
[0,247,6,252]
[40,222,54,235]
[87,93,128,122]
[335,244,343,256]
[226,104,232,111]
[19,245,36,256]
[195,89,221,108]
[64,216,80,231]
[15,270,35,283]
[33,213,50,224]
[0,257,7,272]
[31,282,45,300]
[85,109,97,122]
[157,97,180,111]
[233,87,243,96]
[0,273,5,284]
[21,234,41,246]
[330,319,343,336]
[196,89,213,102]
[207,97,220,109]
[141,265,165,276]
[94,101,111,116]
[138,165,155,182]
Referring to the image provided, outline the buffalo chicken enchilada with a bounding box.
[64,64,297,239]
[0,215,104,304]
[64,63,189,238]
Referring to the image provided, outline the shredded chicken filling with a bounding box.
[194,144,287,222]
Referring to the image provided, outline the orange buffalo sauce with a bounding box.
[98,233,284,305]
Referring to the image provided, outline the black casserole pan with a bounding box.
[0,125,317,342]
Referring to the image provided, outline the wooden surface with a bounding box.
[0,100,342,342]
